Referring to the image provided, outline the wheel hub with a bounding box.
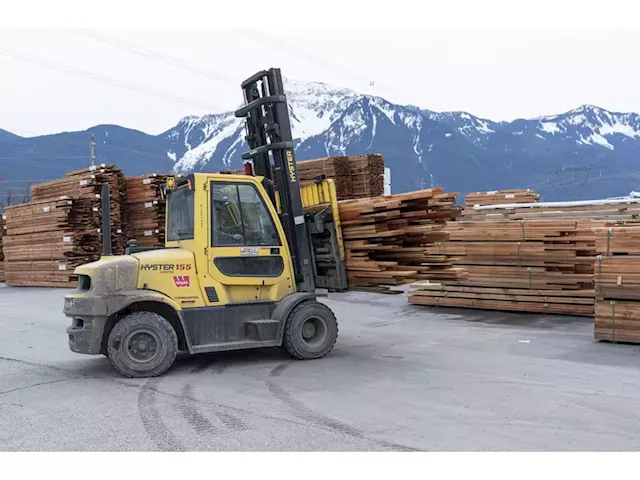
[302,321,317,339]
[300,316,328,348]
[126,331,160,363]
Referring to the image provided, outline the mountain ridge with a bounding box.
[2,79,640,206]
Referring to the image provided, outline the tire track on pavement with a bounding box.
[138,377,185,451]
[177,384,219,435]
[175,359,248,434]
[266,362,421,452]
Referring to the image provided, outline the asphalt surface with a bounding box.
[1,283,640,451]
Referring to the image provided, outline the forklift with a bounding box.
[63,68,346,378]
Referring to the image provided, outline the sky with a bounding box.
[1,26,640,137]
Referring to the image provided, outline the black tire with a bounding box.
[106,311,178,378]
[282,301,338,360]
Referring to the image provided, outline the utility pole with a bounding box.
[90,134,95,166]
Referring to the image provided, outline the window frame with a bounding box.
[166,185,195,242]
[210,181,282,248]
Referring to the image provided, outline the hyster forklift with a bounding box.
[63,68,347,378]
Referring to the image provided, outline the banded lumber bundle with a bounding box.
[124,174,168,247]
[464,189,539,208]
[593,225,640,343]
[0,214,5,282]
[408,219,602,316]
[3,198,93,287]
[338,188,462,288]
[298,154,385,200]
[464,196,640,221]
[409,282,594,316]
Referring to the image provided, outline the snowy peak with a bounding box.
[530,105,640,150]
[283,78,362,141]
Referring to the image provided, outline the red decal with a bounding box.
[173,275,190,288]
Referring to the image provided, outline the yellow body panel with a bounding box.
[276,178,345,261]
[162,173,296,309]
[132,248,205,308]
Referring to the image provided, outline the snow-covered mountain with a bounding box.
[2,80,640,204]
[156,80,640,199]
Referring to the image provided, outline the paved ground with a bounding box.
[1,283,640,451]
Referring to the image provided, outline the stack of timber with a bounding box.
[124,174,168,247]
[464,189,539,208]
[408,219,601,316]
[0,214,5,282]
[594,225,640,343]
[3,198,81,287]
[31,164,127,255]
[464,194,640,222]
[3,164,127,287]
[298,154,385,200]
[337,188,462,289]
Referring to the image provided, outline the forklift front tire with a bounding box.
[106,311,178,378]
[282,301,338,360]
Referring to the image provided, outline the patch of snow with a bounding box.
[174,118,243,171]
[567,114,587,126]
[445,133,452,138]
[586,132,614,150]
[599,120,640,138]
[167,151,177,162]
[540,122,560,134]
[536,134,545,139]
[325,110,367,155]
[460,113,471,120]
[412,117,423,163]
[371,98,396,125]
[221,132,245,168]
[513,130,524,136]
[476,119,495,134]
[368,109,377,149]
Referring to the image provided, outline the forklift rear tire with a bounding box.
[282,301,338,360]
[106,311,178,378]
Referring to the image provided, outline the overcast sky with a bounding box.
[1,27,639,137]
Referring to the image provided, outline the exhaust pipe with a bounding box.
[101,183,112,256]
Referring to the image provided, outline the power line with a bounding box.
[0,46,220,112]
[69,29,240,87]
[235,29,423,107]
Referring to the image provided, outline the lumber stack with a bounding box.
[594,225,640,343]
[408,219,602,316]
[298,154,385,200]
[464,195,640,221]
[3,198,83,287]
[464,189,539,208]
[0,214,5,282]
[337,188,462,288]
[3,164,127,287]
[31,164,127,255]
[124,174,168,247]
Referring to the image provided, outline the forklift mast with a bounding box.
[235,68,316,293]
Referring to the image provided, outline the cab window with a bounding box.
[167,186,194,241]
[211,182,281,247]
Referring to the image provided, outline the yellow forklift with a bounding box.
[63,68,347,378]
